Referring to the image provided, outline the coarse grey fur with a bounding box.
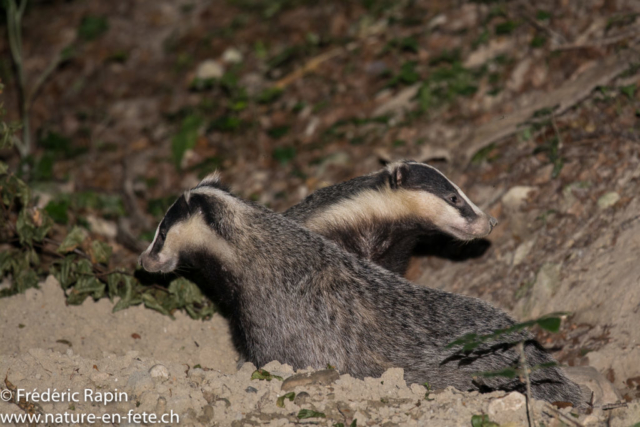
[284,160,497,275]
[139,178,584,407]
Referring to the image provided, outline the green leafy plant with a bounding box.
[0,112,214,318]
[172,114,203,169]
[3,1,73,158]
[250,369,283,381]
[77,15,109,41]
[297,409,326,419]
[272,146,296,164]
[471,414,499,427]
[447,313,566,352]
[276,392,295,407]
[448,313,569,427]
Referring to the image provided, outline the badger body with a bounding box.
[285,161,497,275]
[139,176,583,407]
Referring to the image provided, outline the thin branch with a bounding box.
[542,403,585,427]
[553,28,640,51]
[518,342,535,427]
[516,0,567,46]
[5,0,30,157]
[26,52,65,107]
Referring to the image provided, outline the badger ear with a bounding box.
[198,171,221,188]
[389,163,409,189]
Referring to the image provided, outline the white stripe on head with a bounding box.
[418,163,484,216]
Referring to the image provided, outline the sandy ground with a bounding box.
[0,275,638,426]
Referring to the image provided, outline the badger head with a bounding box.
[388,161,497,240]
[139,174,238,274]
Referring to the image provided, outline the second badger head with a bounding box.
[383,160,497,240]
[285,160,497,274]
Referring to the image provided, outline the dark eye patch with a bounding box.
[400,163,458,195]
[400,162,478,220]
[149,195,190,254]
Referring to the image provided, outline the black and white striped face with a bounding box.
[304,161,496,242]
[139,176,237,274]
[392,161,497,240]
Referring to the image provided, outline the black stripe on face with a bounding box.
[399,162,477,221]
[149,195,191,255]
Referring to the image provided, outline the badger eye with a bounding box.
[449,195,459,204]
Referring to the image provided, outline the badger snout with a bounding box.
[139,251,177,273]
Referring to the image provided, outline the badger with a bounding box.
[139,175,583,407]
[284,160,498,275]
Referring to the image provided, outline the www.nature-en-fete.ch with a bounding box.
[0,410,179,424]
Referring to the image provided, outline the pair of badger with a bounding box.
[139,160,583,406]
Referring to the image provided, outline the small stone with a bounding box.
[597,192,620,210]
[507,58,532,92]
[149,364,169,379]
[428,14,447,30]
[520,263,561,318]
[196,59,224,80]
[502,186,537,211]
[188,367,205,383]
[197,405,214,423]
[293,391,311,406]
[155,396,167,414]
[90,372,110,384]
[86,215,117,239]
[222,47,243,64]
[563,366,622,406]
[127,370,154,393]
[380,368,406,388]
[487,392,526,416]
[245,386,258,393]
[513,237,536,266]
[365,61,389,76]
[281,369,340,391]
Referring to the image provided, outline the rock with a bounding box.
[245,386,257,393]
[222,47,243,64]
[198,405,214,423]
[89,372,110,385]
[427,14,447,30]
[196,59,224,80]
[155,396,167,414]
[188,367,205,383]
[487,392,526,416]
[365,61,389,76]
[597,192,620,209]
[149,364,169,379]
[380,368,406,388]
[513,237,537,266]
[281,369,340,391]
[507,58,532,92]
[293,391,311,405]
[564,366,623,406]
[127,370,154,394]
[86,215,117,239]
[502,186,537,211]
[304,117,320,137]
[465,39,515,68]
[239,72,265,96]
[372,83,421,118]
[519,263,562,318]
[502,186,539,240]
